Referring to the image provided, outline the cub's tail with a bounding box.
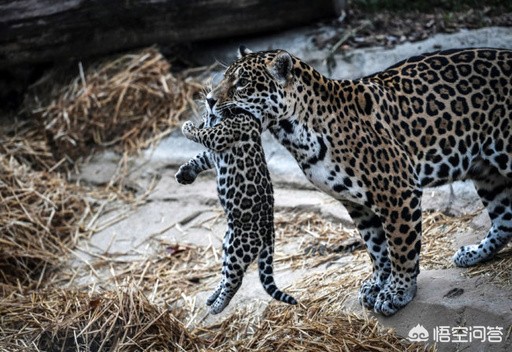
[258,245,297,305]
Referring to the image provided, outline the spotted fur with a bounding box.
[175,109,297,314]
[205,46,512,316]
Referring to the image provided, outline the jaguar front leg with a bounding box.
[373,189,423,316]
[343,202,391,309]
[175,151,214,184]
[181,120,243,152]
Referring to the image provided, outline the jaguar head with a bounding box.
[206,46,296,131]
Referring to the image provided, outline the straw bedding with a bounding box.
[79,242,222,309]
[200,304,434,352]
[465,245,512,287]
[0,205,437,351]
[0,284,431,352]
[0,286,200,352]
[0,120,56,172]
[0,155,91,292]
[3,47,202,173]
[36,48,202,163]
[0,47,208,349]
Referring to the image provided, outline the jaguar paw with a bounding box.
[373,282,417,316]
[175,164,197,184]
[453,244,484,267]
[358,279,383,309]
[181,121,196,139]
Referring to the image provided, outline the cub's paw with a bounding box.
[206,287,232,315]
[358,278,383,309]
[175,164,197,184]
[181,121,196,140]
[373,280,417,316]
[206,285,222,306]
[453,244,485,267]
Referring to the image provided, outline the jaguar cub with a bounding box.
[205,46,512,315]
[175,109,297,314]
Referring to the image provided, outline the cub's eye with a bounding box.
[237,78,249,87]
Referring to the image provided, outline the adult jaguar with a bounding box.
[176,109,297,314]
[205,46,512,316]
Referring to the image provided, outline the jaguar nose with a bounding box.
[206,97,217,109]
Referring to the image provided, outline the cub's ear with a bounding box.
[237,45,253,59]
[268,50,293,86]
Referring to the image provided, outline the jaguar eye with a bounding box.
[237,78,249,87]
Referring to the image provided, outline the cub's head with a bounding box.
[206,46,296,130]
[201,106,258,130]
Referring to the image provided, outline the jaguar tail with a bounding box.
[258,244,297,305]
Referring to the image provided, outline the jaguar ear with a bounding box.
[268,50,293,85]
[237,45,253,59]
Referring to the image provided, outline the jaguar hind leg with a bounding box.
[207,278,243,315]
[207,257,245,314]
[454,174,512,267]
[207,227,262,314]
[206,281,223,306]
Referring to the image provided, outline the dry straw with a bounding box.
[0,285,201,352]
[0,281,431,352]
[35,47,202,164]
[0,155,91,292]
[12,209,433,351]
[0,47,204,293]
[197,263,433,352]
[77,241,221,309]
[199,304,434,352]
[0,119,56,172]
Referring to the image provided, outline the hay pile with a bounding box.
[34,47,203,164]
[38,48,200,159]
[0,156,91,291]
[0,46,215,350]
[0,119,56,172]
[0,286,201,351]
